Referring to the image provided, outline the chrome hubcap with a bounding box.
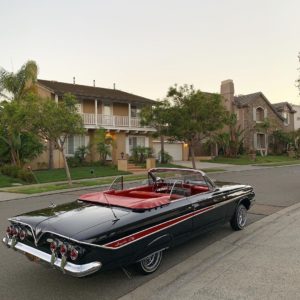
[238,206,247,227]
[141,251,162,272]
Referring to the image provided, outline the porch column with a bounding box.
[95,99,98,126]
[128,103,131,127]
[54,94,58,104]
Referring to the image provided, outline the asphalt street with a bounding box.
[0,165,300,300]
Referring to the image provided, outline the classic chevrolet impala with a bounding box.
[2,168,255,277]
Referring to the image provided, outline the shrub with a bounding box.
[131,147,154,163]
[0,164,36,183]
[1,165,20,178]
[75,146,89,164]
[17,169,35,183]
[158,151,173,163]
[66,156,80,168]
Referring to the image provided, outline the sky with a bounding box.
[1,0,300,104]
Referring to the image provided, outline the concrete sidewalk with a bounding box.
[0,192,27,201]
[120,202,300,300]
[175,160,269,172]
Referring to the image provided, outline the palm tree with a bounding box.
[0,60,38,101]
[0,60,38,166]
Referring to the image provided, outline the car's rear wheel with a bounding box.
[230,203,247,231]
[137,250,163,275]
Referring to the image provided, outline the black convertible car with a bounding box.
[2,168,255,277]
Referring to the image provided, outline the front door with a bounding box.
[188,189,227,231]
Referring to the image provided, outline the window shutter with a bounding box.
[253,133,257,149]
[264,108,267,119]
[253,107,256,121]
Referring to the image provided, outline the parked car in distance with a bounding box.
[3,168,255,277]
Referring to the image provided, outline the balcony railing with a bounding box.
[81,114,145,128]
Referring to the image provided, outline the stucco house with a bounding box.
[220,80,295,154]
[32,79,158,169]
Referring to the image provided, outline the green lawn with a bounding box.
[207,155,300,165]
[33,165,131,183]
[0,174,24,188]
[4,173,149,194]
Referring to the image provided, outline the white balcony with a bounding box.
[81,113,154,131]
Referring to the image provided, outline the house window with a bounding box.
[103,103,112,116]
[131,105,141,118]
[256,107,264,122]
[282,112,289,126]
[129,136,145,151]
[257,133,266,149]
[64,135,89,156]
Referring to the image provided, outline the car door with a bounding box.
[188,188,228,232]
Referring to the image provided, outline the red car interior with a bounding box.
[79,183,209,210]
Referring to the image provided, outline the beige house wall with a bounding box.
[112,132,126,164]
[37,85,52,99]
[113,103,129,116]
[82,101,129,116]
[82,100,95,113]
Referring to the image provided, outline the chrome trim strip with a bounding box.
[2,238,102,277]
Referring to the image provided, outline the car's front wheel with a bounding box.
[230,203,247,231]
[137,250,163,275]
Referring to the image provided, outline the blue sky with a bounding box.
[1,0,300,103]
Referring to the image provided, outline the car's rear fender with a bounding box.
[133,233,172,262]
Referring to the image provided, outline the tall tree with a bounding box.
[0,60,39,166]
[166,85,228,168]
[0,60,38,101]
[27,93,84,186]
[140,100,170,163]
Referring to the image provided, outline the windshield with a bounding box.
[148,168,208,186]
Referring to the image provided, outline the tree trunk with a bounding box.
[190,144,196,169]
[61,148,72,186]
[160,135,165,164]
[48,141,54,169]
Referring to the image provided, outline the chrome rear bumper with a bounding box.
[2,237,102,277]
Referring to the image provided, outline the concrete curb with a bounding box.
[118,202,300,300]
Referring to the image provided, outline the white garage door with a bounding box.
[153,142,183,161]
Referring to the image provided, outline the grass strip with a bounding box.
[2,168,223,194]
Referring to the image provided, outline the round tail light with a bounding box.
[6,226,12,236]
[12,227,19,237]
[60,244,68,256]
[70,247,79,261]
[19,229,27,241]
[50,241,57,253]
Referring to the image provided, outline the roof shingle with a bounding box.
[37,79,155,104]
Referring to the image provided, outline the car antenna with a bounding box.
[103,192,119,222]
[102,176,124,222]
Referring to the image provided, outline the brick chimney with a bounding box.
[220,79,234,112]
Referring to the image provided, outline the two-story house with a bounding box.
[33,79,156,169]
[220,80,295,154]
